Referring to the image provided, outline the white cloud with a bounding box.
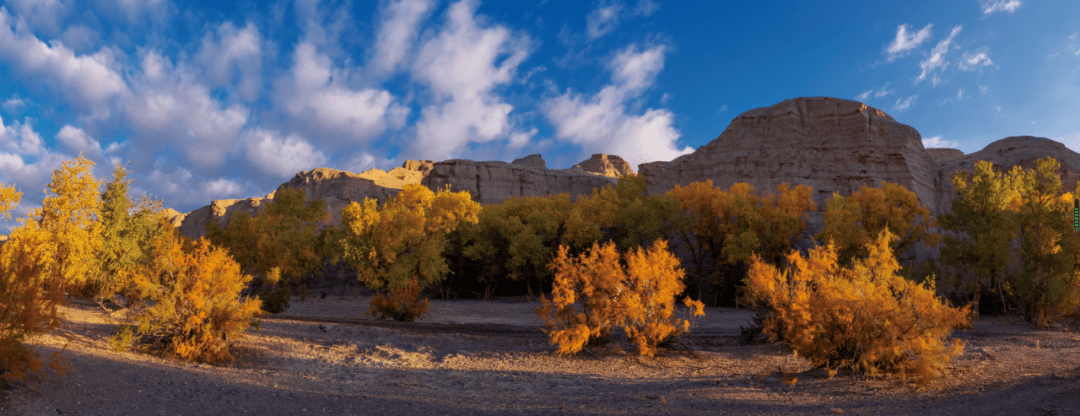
[282,42,408,145]
[2,96,24,113]
[196,21,263,102]
[894,95,917,111]
[922,135,958,148]
[0,115,45,156]
[958,47,992,70]
[410,0,532,158]
[586,0,657,40]
[0,150,65,201]
[202,178,243,200]
[125,50,249,169]
[543,44,692,168]
[980,0,1021,14]
[717,105,728,114]
[917,25,962,84]
[4,0,71,36]
[346,151,397,172]
[0,8,128,116]
[373,0,435,73]
[105,0,169,24]
[56,125,103,160]
[856,83,893,101]
[957,88,964,99]
[886,23,932,61]
[244,128,329,178]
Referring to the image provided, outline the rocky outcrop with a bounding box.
[935,136,1080,211]
[171,161,434,240]
[640,97,941,214]
[169,197,269,240]
[573,154,635,178]
[926,148,965,165]
[511,154,547,170]
[421,159,617,205]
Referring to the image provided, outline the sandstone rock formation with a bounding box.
[926,148,965,165]
[573,154,635,178]
[511,154,547,170]
[421,155,617,205]
[171,161,433,240]
[934,136,1080,213]
[639,97,941,214]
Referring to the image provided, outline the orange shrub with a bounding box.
[367,277,430,322]
[125,227,263,363]
[538,240,704,357]
[0,185,68,386]
[746,229,970,385]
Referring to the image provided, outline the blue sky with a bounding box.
[0,0,1078,228]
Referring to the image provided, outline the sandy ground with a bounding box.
[2,295,1079,416]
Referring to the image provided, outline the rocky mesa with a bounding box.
[169,96,1080,241]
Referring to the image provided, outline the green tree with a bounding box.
[89,162,169,301]
[1012,157,1080,327]
[939,160,1022,315]
[207,187,334,312]
[340,184,480,320]
[817,182,939,267]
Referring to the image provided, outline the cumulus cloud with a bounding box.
[917,25,962,84]
[373,0,435,73]
[0,115,45,156]
[544,44,692,168]
[586,0,657,40]
[894,95,917,111]
[282,42,408,145]
[0,8,128,117]
[980,0,1021,14]
[886,24,932,61]
[958,47,992,70]
[2,96,25,114]
[4,0,71,36]
[55,125,103,160]
[196,21,263,102]
[125,50,249,169]
[410,0,532,159]
[244,128,329,178]
[922,135,958,148]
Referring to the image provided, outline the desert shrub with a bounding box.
[341,184,480,320]
[538,240,704,357]
[367,277,430,322]
[0,184,68,386]
[746,229,970,385]
[125,228,263,363]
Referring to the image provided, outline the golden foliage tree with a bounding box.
[88,162,169,301]
[125,227,263,363]
[459,194,575,300]
[939,160,1022,315]
[817,182,939,267]
[746,229,970,385]
[1012,158,1080,326]
[538,240,704,357]
[207,187,334,312]
[341,184,480,320]
[666,180,816,305]
[0,184,67,385]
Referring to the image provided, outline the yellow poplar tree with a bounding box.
[340,184,480,320]
[817,182,938,266]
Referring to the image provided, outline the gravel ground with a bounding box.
[2,296,1079,415]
